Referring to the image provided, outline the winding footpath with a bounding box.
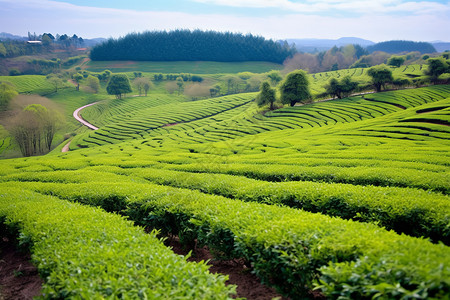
[73,102,101,130]
[61,101,101,152]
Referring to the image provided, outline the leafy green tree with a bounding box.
[325,76,358,99]
[367,65,393,92]
[340,76,358,98]
[106,74,132,99]
[176,77,184,95]
[267,70,282,86]
[256,81,276,110]
[86,75,100,93]
[0,82,18,109]
[223,75,240,94]
[46,74,64,92]
[424,58,450,84]
[0,43,6,57]
[72,73,83,91]
[279,70,311,107]
[388,56,405,67]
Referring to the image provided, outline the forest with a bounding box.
[89,30,296,63]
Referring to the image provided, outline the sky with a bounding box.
[0,0,449,42]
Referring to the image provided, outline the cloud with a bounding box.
[192,0,450,15]
[0,0,448,42]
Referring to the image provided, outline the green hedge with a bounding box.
[120,167,450,244]
[9,181,449,299]
[0,188,234,299]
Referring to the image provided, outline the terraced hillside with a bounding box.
[1,84,449,299]
[73,85,450,150]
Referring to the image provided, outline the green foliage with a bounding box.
[256,81,276,109]
[0,75,62,95]
[267,70,282,86]
[90,29,295,63]
[0,82,17,109]
[425,58,450,83]
[9,103,60,156]
[367,64,394,92]
[367,40,436,54]
[0,43,6,57]
[86,75,100,93]
[106,74,132,99]
[86,60,282,74]
[46,74,65,93]
[0,188,234,299]
[325,75,358,99]
[6,179,447,299]
[280,69,311,106]
[388,55,406,67]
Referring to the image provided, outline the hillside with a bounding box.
[1,80,449,299]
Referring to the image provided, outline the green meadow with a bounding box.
[0,62,449,299]
[84,60,283,74]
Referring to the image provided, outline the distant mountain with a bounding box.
[367,40,436,54]
[285,37,375,53]
[0,32,27,41]
[432,42,450,53]
[83,38,107,47]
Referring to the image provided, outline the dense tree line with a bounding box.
[367,41,436,54]
[90,30,296,63]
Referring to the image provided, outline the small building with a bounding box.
[27,41,42,45]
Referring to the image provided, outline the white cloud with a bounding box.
[193,0,450,15]
[0,0,448,42]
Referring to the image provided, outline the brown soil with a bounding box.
[166,236,289,300]
[0,237,42,300]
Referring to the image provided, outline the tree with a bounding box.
[267,70,282,86]
[134,77,152,96]
[0,82,18,109]
[72,73,83,91]
[176,77,184,95]
[367,65,393,92]
[223,75,240,94]
[184,83,210,100]
[106,74,132,99]
[256,81,276,110]
[424,58,450,84]
[0,43,6,57]
[279,70,311,107]
[46,74,64,92]
[86,75,100,93]
[8,104,60,156]
[143,81,151,96]
[326,76,359,99]
[388,56,405,67]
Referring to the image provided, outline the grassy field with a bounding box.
[84,60,283,74]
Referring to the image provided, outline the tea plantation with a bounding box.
[0,72,449,298]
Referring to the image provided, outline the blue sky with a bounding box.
[1,0,449,42]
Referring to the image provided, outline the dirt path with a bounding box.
[62,102,101,152]
[61,139,72,153]
[73,102,100,130]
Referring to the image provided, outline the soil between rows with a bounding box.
[0,237,42,300]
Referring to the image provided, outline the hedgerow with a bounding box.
[0,188,234,299]
[6,181,448,299]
